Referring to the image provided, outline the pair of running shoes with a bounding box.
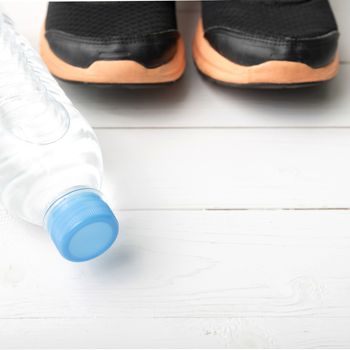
[40,0,340,89]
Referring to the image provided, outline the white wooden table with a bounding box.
[1,1,350,348]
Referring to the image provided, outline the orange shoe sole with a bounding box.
[40,29,186,86]
[192,20,340,88]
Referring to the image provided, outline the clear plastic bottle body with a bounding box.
[0,13,103,226]
[0,105,103,225]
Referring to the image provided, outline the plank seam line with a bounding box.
[3,208,350,214]
[115,208,350,212]
[93,126,350,130]
[1,316,350,320]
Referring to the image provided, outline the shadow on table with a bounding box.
[207,75,345,109]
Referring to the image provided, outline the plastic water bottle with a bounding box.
[0,13,119,262]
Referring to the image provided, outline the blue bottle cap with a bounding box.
[46,190,119,262]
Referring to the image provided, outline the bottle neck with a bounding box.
[43,187,99,229]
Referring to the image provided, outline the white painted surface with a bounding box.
[0,1,350,348]
[2,210,350,347]
[99,127,350,210]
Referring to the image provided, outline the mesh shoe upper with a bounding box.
[202,0,338,39]
[46,1,178,41]
[201,0,339,67]
[45,1,179,68]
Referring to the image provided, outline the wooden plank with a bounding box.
[95,128,350,209]
[1,318,350,348]
[1,209,350,320]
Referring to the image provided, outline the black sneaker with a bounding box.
[40,1,185,86]
[193,0,340,88]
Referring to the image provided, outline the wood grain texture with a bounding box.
[1,209,350,347]
[97,128,350,210]
[1,318,350,348]
[0,1,350,348]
